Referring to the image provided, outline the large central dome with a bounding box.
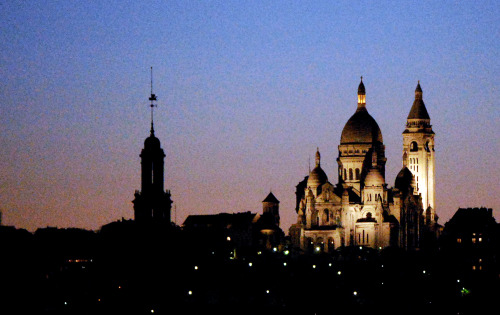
[340,109,383,144]
[340,78,383,145]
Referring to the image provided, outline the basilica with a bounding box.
[289,79,439,252]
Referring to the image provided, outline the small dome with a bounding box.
[144,124,161,148]
[395,167,415,191]
[341,110,383,144]
[307,165,328,188]
[144,134,161,148]
[364,167,384,186]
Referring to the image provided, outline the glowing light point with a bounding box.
[226,236,231,241]
[283,262,287,266]
[188,290,193,296]
[151,310,154,313]
[312,264,316,269]
[337,271,342,275]
[194,266,198,270]
[248,262,253,267]
[328,263,332,267]
[273,247,277,252]
[353,291,358,296]
[266,290,270,294]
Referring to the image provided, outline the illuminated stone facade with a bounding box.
[290,79,438,252]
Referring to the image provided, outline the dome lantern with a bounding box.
[357,76,366,110]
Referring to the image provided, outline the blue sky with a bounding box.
[1,1,499,231]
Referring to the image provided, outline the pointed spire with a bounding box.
[263,191,280,203]
[315,147,321,167]
[415,80,423,99]
[407,81,430,120]
[358,76,366,95]
[357,76,366,110]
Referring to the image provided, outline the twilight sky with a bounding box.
[1,1,499,232]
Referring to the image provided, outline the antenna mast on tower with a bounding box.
[149,66,157,133]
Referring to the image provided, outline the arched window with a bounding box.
[355,168,360,180]
[349,169,353,180]
[344,169,347,180]
[410,141,418,152]
[324,209,329,223]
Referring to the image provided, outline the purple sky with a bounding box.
[1,1,499,232]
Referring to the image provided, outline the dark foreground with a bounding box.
[1,224,498,315]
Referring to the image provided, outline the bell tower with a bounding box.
[133,67,173,223]
[402,81,435,224]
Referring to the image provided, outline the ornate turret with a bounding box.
[307,148,328,196]
[357,76,366,110]
[402,81,436,225]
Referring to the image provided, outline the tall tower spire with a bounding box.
[132,67,172,223]
[149,66,157,135]
[402,81,436,225]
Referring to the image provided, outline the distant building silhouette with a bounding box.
[441,207,498,274]
[290,80,439,252]
[132,73,172,222]
[182,192,284,257]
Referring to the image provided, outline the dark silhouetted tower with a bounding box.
[133,68,172,223]
[262,192,280,227]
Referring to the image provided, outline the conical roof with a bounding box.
[263,192,280,203]
[407,82,430,120]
